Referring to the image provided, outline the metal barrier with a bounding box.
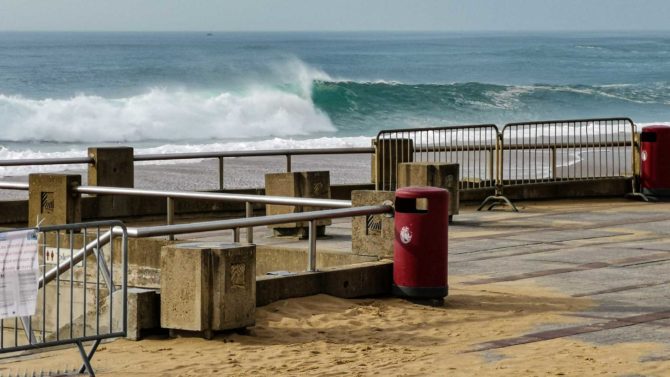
[375,124,499,191]
[0,221,128,377]
[477,117,637,211]
[500,118,636,184]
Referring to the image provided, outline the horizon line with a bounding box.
[1,29,670,34]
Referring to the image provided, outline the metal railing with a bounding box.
[75,185,351,242]
[117,204,393,272]
[375,124,499,191]
[0,221,127,377]
[134,147,374,191]
[0,147,375,191]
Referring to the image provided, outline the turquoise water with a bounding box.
[0,31,669,157]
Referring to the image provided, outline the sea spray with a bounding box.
[0,88,335,143]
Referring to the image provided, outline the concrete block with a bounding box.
[264,171,332,237]
[160,242,255,338]
[125,288,160,341]
[88,147,134,188]
[28,174,81,227]
[88,147,134,216]
[398,162,460,216]
[372,138,414,190]
[351,190,395,258]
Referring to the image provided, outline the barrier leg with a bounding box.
[77,339,101,376]
[477,195,519,212]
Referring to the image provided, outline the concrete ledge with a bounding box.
[459,178,632,203]
[256,245,378,275]
[256,261,393,307]
[0,200,28,225]
[503,177,633,201]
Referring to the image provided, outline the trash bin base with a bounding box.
[393,285,448,299]
[642,188,670,198]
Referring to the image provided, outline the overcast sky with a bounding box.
[1,0,669,32]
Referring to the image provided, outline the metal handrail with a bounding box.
[115,204,394,272]
[133,147,375,161]
[120,205,389,238]
[0,182,29,190]
[0,156,93,167]
[76,185,351,242]
[75,185,351,208]
[0,147,376,192]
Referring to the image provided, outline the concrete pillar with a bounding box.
[160,242,256,339]
[264,171,331,238]
[28,174,81,227]
[88,147,134,187]
[372,138,414,191]
[351,190,395,258]
[398,162,460,217]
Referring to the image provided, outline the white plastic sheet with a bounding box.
[0,229,39,319]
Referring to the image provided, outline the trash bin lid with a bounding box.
[396,186,448,199]
[642,125,670,134]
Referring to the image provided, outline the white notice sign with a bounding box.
[0,229,39,319]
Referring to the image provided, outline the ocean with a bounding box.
[1,31,669,176]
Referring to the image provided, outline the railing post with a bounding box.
[551,146,557,179]
[488,148,495,184]
[88,147,134,188]
[166,197,174,241]
[233,228,240,243]
[308,220,317,272]
[218,157,225,191]
[28,174,82,227]
[245,201,253,244]
[286,154,292,172]
[496,133,504,196]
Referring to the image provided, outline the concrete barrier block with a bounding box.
[264,171,332,237]
[160,242,255,338]
[398,162,460,216]
[351,190,395,258]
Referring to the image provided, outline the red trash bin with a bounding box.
[393,186,449,299]
[640,125,670,197]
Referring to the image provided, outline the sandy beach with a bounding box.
[3,276,668,376]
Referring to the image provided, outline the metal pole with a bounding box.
[308,220,317,272]
[286,154,292,172]
[245,201,253,244]
[218,157,225,191]
[488,148,495,184]
[551,146,557,179]
[233,228,240,243]
[167,197,174,241]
